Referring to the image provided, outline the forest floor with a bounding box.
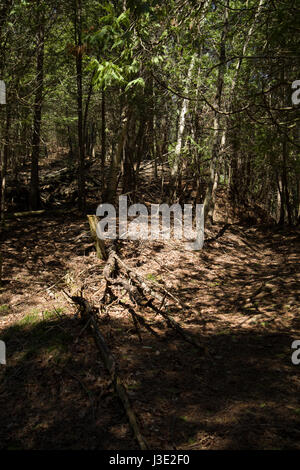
[0,174,300,449]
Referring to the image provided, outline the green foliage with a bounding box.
[0,304,10,313]
[1,0,300,224]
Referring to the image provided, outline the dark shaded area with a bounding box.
[0,297,299,450]
[0,197,299,450]
[0,315,135,450]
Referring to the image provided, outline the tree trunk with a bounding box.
[0,103,10,223]
[104,109,130,204]
[227,0,265,207]
[29,18,45,210]
[204,3,228,224]
[101,86,106,186]
[170,54,196,200]
[75,0,85,212]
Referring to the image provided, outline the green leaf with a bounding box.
[125,77,145,92]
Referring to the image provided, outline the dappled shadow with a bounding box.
[0,211,103,313]
[0,314,136,450]
[0,300,299,449]
[1,198,300,449]
[170,224,299,331]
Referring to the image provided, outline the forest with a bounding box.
[0,0,299,452]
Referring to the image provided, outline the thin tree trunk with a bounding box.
[277,173,285,225]
[280,62,292,225]
[0,103,10,223]
[75,0,85,212]
[170,54,196,199]
[227,0,265,204]
[282,137,292,225]
[104,109,130,204]
[204,3,228,224]
[83,71,94,155]
[101,86,106,186]
[29,18,45,210]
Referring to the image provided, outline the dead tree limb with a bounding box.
[148,300,206,353]
[99,245,206,354]
[115,254,181,306]
[118,298,161,340]
[70,295,148,450]
[112,255,205,353]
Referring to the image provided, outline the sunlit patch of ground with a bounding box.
[0,195,299,449]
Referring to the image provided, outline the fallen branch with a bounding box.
[70,295,148,450]
[102,249,206,354]
[206,223,232,242]
[148,300,206,353]
[118,298,161,340]
[114,254,181,306]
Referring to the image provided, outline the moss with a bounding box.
[2,308,72,363]
[146,273,161,283]
[0,304,10,313]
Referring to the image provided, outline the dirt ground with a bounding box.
[0,194,300,449]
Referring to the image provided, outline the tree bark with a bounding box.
[204,3,228,224]
[29,16,45,210]
[104,109,130,204]
[101,86,106,185]
[170,54,196,200]
[75,0,85,212]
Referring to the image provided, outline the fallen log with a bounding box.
[115,254,182,307]
[148,300,206,353]
[100,246,206,354]
[9,209,46,218]
[5,207,76,219]
[118,298,161,340]
[71,295,148,450]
